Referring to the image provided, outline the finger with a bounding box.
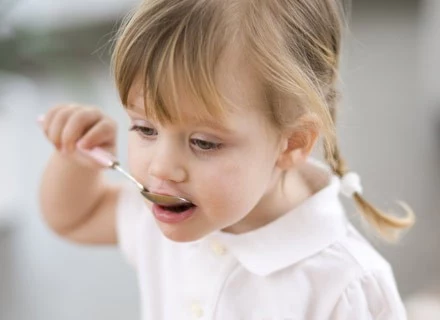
[42,105,69,135]
[47,106,78,150]
[61,108,103,153]
[76,118,117,150]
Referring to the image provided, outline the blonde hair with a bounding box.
[111,0,414,241]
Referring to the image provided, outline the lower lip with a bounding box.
[152,204,196,224]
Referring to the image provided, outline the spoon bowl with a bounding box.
[140,190,192,207]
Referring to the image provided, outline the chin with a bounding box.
[158,224,209,243]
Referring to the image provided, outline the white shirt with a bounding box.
[116,159,407,320]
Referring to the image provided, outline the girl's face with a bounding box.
[125,52,290,242]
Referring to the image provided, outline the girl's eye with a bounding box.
[191,139,222,151]
[129,125,158,137]
[129,125,221,151]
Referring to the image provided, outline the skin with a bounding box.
[124,46,320,242]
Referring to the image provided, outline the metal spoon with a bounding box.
[37,115,191,207]
[80,147,192,207]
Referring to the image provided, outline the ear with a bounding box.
[276,113,321,170]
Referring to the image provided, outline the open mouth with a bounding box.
[159,202,196,213]
[152,201,197,223]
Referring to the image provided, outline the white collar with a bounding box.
[211,159,348,277]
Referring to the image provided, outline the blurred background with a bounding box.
[0,0,439,319]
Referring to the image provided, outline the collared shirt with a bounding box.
[116,159,407,320]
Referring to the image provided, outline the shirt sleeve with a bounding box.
[330,269,407,320]
[115,182,145,269]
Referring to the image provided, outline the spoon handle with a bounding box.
[37,114,144,191]
[112,163,145,192]
[74,146,146,192]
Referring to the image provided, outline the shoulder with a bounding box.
[329,268,406,319]
[317,224,393,277]
[294,224,393,283]
[300,224,406,319]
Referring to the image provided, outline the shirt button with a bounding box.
[190,302,204,318]
[210,241,226,256]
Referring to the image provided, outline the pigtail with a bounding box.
[324,91,415,242]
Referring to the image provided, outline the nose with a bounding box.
[148,139,187,183]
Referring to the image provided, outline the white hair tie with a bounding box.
[340,172,363,198]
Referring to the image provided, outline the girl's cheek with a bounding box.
[127,140,149,175]
[201,161,248,205]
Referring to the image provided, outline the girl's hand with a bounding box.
[40,104,117,169]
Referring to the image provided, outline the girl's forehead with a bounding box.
[127,46,265,121]
[216,43,264,107]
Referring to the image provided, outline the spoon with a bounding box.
[37,115,192,207]
[76,147,192,206]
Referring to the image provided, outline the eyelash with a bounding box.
[129,125,157,137]
[129,125,223,152]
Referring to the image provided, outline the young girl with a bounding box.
[39,0,415,319]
